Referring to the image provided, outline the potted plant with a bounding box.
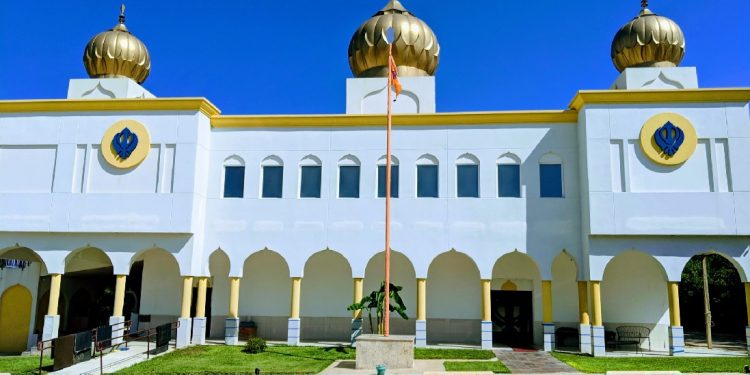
[239,320,257,340]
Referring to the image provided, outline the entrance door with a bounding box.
[491,290,533,348]
[190,287,212,338]
[0,285,32,353]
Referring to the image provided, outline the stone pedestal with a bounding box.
[579,324,592,355]
[225,317,240,345]
[480,320,492,349]
[351,319,363,345]
[42,315,60,342]
[416,320,427,348]
[668,326,684,355]
[192,317,207,345]
[287,318,301,345]
[176,317,192,348]
[355,334,414,369]
[109,316,126,345]
[67,78,156,99]
[543,323,555,352]
[610,67,698,90]
[591,325,606,357]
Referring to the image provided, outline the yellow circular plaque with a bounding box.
[100,120,151,169]
[639,113,697,166]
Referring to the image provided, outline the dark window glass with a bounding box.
[498,164,521,198]
[417,165,439,198]
[300,166,321,198]
[457,165,479,198]
[223,166,245,198]
[540,164,563,198]
[377,165,399,198]
[339,166,360,198]
[262,166,283,198]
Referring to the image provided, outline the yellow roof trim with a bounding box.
[569,88,750,111]
[212,110,578,128]
[0,98,221,117]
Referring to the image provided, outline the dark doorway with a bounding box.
[491,290,533,348]
[190,287,212,338]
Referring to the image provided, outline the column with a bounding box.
[42,274,62,341]
[225,277,240,345]
[746,283,750,353]
[176,276,193,348]
[192,277,208,345]
[542,280,555,351]
[577,281,592,354]
[590,281,605,357]
[416,278,428,347]
[287,277,302,345]
[110,275,127,345]
[667,282,684,355]
[480,279,492,349]
[351,278,364,344]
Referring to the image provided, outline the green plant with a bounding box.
[243,337,267,354]
[347,281,408,334]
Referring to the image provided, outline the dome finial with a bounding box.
[641,0,648,8]
[119,4,126,24]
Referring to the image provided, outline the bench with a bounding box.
[615,326,650,352]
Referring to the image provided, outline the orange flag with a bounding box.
[388,55,402,99]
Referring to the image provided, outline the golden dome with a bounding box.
[83,5,151,84]
[611,2,685,72]
[348,0,440,78]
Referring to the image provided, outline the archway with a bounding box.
[208,250,231,339]
[0,247,46,345]
[130,248,182,330]
[300,250,352,341]
[491,251,542,348]
[0,285,32,353]
[240,250,290,340]
[602,250,669,352]
[426,250,480,344]
[62,247,113,333]
[363,251,416,335]
[552,252,579,348]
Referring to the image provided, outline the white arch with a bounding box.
[65,246,113,274]
[497,152,521,165]
[377,155,400,165]
[223,155,245,167]
[416,154,439,166]
[261,155,284,167]
[456,153,479,165]
[539,152,562,164]
[299,155,322,166]
[338,154,361,166]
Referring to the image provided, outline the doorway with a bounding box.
[0,285,32,353]
[491,290,533,348]
[190,287,212,338]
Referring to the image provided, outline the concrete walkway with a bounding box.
[47,340,175,375]
[493,351,579,374]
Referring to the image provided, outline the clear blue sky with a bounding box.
[1,1,748,114]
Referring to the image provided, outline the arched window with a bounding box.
[497,153,521,198]
[416,154,439,198]
[222,155,245,198]
[456,153,479,198]
[539,153,563,198]
[299,155,322,198]
[376,155,399,198]
[338,155,361,198]
[261,156,284,198]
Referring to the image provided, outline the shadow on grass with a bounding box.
[264,345,354,361]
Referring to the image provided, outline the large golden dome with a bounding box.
[83,5,151,84]
[348,0,440,78]
[611,3,685,72]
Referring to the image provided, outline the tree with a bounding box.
[679,254,744,333]
[347,281,408,334]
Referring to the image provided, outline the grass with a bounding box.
[553,352,750,373]
[0,355,52,375]
[444,361,511,373]
[415,348,495,359]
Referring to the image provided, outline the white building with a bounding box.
[1,1,749,357]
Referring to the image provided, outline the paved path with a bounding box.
[47,341,174,375]
[494,351,580,374]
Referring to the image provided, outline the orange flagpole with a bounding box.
[384,41,393,337]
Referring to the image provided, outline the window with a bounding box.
[339,155,361,198]
[539,153,563,198]
[456,154,479,198]
[416,154,439,198]
[261,156,284,198]
[498,164,521,197]
[224,166,245,198]
[377,156,399,198]
[299,155,322,198]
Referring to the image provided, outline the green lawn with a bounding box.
[444,360,510,373]
[415,348,495,359]
[553,352,750,373]
[0,355,52,375]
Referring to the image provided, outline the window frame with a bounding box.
[260,156,284,199]
[338,155,361,198]
[416,154,440,198]
[376,155,400,199]
[221,155,246,199]
[539,153,564,198]
[298,155,323,199]
[456,154,480,198]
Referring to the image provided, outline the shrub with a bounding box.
[243,337,267,354]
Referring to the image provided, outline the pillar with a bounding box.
[109,275,127,345]
[590,281,605,357]
[577,281,591,354]
[746,283,750,352]
[288,277,302,345]
[416,278,428,347]
[192,277,208,345]
[667,282,684,355]
[351,278,364,344]
[176,276,193,348]
[480,279,492,349]
[542,280,555,352]
[225,277,240,345]
[42,274,62,341]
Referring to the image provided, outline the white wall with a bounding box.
[209,251,230,316]
[363,251,417,319]
[139,250,181,316]
[427,251,480,319]
[300,250,352,318]
[551,253,579,324]
[239,250,290,318]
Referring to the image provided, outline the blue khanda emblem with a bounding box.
[112,127,139,159]
[653,121,684,157]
